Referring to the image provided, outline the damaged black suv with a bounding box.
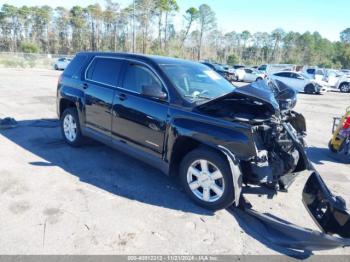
[57,52,309,210]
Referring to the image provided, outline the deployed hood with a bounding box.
[197,80,295,115]
[234,80,280,110]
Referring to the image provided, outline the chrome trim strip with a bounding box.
[145,140,160,147]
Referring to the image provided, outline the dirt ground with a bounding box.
[0,68,349,255]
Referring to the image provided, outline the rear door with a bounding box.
[83,56,124,136]
[111,61,169,157]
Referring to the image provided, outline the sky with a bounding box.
[1,0,349,41]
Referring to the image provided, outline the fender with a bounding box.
[58,83,86,126]
[166,115,258,163]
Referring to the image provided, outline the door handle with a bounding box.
[82,83,88,89]
[119,93,127,101]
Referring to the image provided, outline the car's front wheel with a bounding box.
[180,148,235,210]
[61,108,84,147]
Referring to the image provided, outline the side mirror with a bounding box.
[141,85,167,100]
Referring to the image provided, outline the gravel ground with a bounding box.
[0,68,349,255]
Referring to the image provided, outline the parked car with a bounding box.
[340,69,350,75]
[57,52,311,210]
[235,68,266,82]
[232,65,245,70]
[54,57,72,70]
[257,64,295,74]
[201,62,235,82]
[303,67,324,82]
[336,75,350,93]
[270,71,329,94]
[324,69,341,87]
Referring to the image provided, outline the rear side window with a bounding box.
[307,69,315,74]
[275,72,290,77]
[63,54,88,79]
[86,57,123,87]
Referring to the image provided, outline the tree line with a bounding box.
[0,1,350,68]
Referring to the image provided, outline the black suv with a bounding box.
[57,52,308,210]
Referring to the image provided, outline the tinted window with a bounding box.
[258,65,267,71]
[275,72,291,77]
[63,54,88,78]
[291,73,303,79]
[307,69,315,74]
[86,57,123,87]
[123,64,162,93]
[245,69,253,73]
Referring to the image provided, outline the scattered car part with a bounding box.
[230,194,350,252]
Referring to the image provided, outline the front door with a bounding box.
[83,57,124,136]
[111,61,169,157]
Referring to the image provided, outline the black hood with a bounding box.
[197,81,281,114]
[197,80,298,115]
[234,81,281,111]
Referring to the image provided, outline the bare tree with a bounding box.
[197,4,216,60]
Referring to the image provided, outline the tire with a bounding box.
[54,64,59,70]
[304,84,315,94]
[179,147,235,210]
[339,83,350,93]
[328,140,338,153]
[61,107,84,147]
[256,77,263,82]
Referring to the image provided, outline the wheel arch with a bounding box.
[169,136,243,206]
[59,98,77,118]
[169,136,228,177]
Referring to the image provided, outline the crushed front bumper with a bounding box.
[230,122,350,251]
[303,172,350,238]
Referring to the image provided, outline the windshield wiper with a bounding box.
[184,95,212,100]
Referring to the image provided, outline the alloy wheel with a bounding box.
[186,159,225,202]
[340,83,350,93]
[63,114,77,142]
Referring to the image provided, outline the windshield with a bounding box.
[160,63,235,102]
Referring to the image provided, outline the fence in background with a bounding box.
[0,52,72,69]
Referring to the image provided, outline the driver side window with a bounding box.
[123,63,163,94]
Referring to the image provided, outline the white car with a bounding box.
[235,68,265,82]
[270,71,329,94]
[336,75,350,93]
[54,57,72,70]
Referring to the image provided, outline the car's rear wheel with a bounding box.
[61,108,83,147]
[304,84,315,94]
[339,83,350,93]
[256,77,263,82]
[180,148,235,210]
